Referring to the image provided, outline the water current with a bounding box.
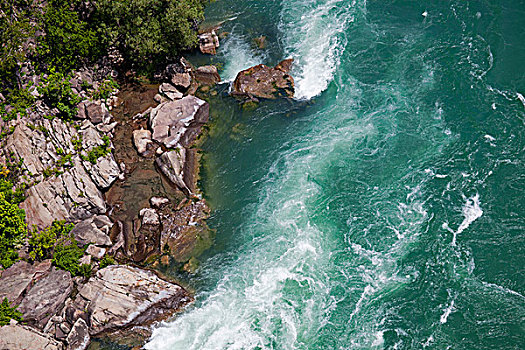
[146,0,525,349]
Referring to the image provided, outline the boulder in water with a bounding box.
[232,59,295,100]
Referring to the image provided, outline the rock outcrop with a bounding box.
[0,324,64,350]
[232,58,295,100]
[67,266,191,335]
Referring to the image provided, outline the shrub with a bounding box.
[0,298,23,326]
[28,220,74,261]
[92,77,119,101]
[0,192,26,268]
[83,135,111,164]
[52,242,90,277]
[38,68,81,121]
[99,255,116,269]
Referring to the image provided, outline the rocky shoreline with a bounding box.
[0,19,295,348]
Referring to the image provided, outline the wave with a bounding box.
[279,0,356,99]
[218,31,267,82]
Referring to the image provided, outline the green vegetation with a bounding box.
[99,255,116,269]
[0,297,23,326]
[38,68,82,121]
[92,77,119,101]
[53,243,91,277]
[0,192,27,268]
[83,135,111,164]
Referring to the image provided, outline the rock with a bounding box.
[0,324,64,350]
[18,267,73,329]
[170,73,191,91]
[156,149,190,194]
[160,200,212,262]
[198,29,220,55]
[149,96,209,149]
[253,35,267,49]
[86,245,106,259]
[159,83,183,100]
[139,208,160,226]
[194,65,221,85]
[70,217,112,246]
[79,254,91,265]
[0,260,52,305]
[232,58,295,100]
[85,101,109,125]
[160,255,170,266]
[66,318,90,350]
[132,129,152,156]
[76,102,87,120]
[70,266,191,335]
[153,93,168,104]
[150,196,170,209]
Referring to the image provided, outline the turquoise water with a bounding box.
[146,1,525,349]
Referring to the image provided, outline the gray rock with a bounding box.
[0,260,52,305]
[156,149,189,194]
[71,265,190,335]
[195,65,221,85]
[66,318,90,350]
[150,196,170,209]
[159,83,183,100]
[86,245,106,259]
[170,72,191,91]
[149,96,209,149]
[132,129,152,156]
[18,267,73,329]
[139,208,160,226]
[0,324,64,350]
[79,255,91,265]
[70,218,112,246]
[85,101,109,124]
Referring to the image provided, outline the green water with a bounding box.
[146,1,525,349]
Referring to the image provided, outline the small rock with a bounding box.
[85,101,109,124]
[150,196,170,209]
[79,255,92,265]
[170,72,191,91]
[132,129,152,156]
[195,65,221,85]
[159,83,183,100]
[66,318,90,350]
[253,35,267,49]
[139,208,160,226]
[71,218,112,246]
[160,255,170,266]
[86,245,106,259]
[198,29,220,55]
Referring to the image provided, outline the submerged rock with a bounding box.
[232,58,295,100]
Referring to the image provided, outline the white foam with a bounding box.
[219,33,266,82]
[279,0,354,99]
[440,300,455,324]
[517,92,525,108]
[452,194,483,246]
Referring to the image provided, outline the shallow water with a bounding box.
[146,0,525,349]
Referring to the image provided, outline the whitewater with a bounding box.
[146,0,525,349]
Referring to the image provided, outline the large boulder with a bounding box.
[194,65,221,85]
[70,216,112,246]
[156,149,190,195]
[0,260,52,305]
[0,324,64,350]
[68,266,191,335]
[232,58,295,100]
[18,268,73,329]
[149,96,209,148]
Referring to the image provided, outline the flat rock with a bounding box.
[70,217,112,246]
[70,266,190,335]
[0,260,52,305]
[18,267,73,329]
[85,101,109,125]
[159,83,183,100]
[232,58,295,100]
[149,96,209,148]
[0,324,64,350]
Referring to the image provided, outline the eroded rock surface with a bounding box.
[68,266,191,335]
[232,58,295,100]
[0,260,52,305]
[0,324,64,350]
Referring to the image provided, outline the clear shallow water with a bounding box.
[146,0,525,349]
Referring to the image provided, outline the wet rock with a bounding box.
[70,217,112,246]
[149,96,209,149]
[194,65,221,85]
[160,200,212,263]
[139,208,160,226]
[198,29,220,55]
[66,318,90,350]
[132,129,152,156]
[0,324,64,350]
[70,266,191,335]
[232,58,295,100]
[159,83,183,100]
[0,260,52,305]
[253,35,267,49]
[18,268,73,329]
